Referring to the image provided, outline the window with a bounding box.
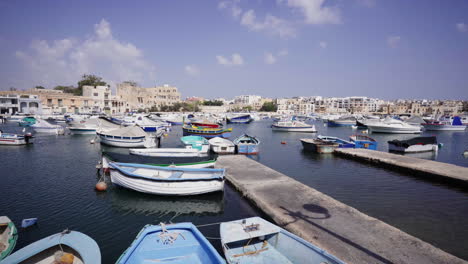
[93,93,98,97]
[84,100,88,106]
[47,99,52,105]
[58,99,63,107]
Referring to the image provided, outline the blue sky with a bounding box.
[0,0,467,100]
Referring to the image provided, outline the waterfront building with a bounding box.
[0,93,42,114]
[117,82,181,111]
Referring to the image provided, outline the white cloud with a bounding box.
[218,0,242,18]
[185,65,200,76]
[15,19,155,89]
[264,52,276,64]
[319,41,328,48]
[284,0,341,25]
[278,49,289,56]
[216,53,244,66]
[456,23,467,33]
[356,0,376,7]
[241,10,296,38]
[387,36,401,48]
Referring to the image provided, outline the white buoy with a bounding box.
[90,139,95,144]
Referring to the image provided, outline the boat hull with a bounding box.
[69,128,96,135]
[97,133,147,148]
[236,144,259,155]
[129,148,207,157]
[301,139,338,154]
[32,126,65,134]
[422,124,467,131]
[211,145,235,154]
[327,120,356,126]
[367,125,421,134]
[272,126,316,132]
[183,127,232,138]
[0,137,28,145]
[388,143,438,153]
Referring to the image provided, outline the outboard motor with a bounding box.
[24,132,33,144]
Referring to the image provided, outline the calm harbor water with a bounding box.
[1,119,467,263]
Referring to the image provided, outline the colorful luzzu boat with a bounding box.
[182,125,232,138]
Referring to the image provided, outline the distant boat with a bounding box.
[20,218,38,228]
[272,121,317,132]
[209,137,235,154]
[388,136,438,153]
[317,135,355,148]
[300,138,339,154]
[182,125,232,138]
[2,230,101,264]
[180,136,210,153]
[0,216,18,261]
[349,134,378,150]
[327,116,356,126]
[366,117,421,134]
[68,117,101,135]
[31,118,65,134]
[116,223,225,264]
[97,126,157,148]
[226,114,253,124]
[422,116,467,131]
[191,120,221,128]
[129,148,208,157]
[233,134,260,155]
[18,116,36,127]
[108,162,225,195]
[102,152,216,168]
[0,131,33,145]
[220,217,344,264]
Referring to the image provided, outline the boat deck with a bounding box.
[216,155,465,264]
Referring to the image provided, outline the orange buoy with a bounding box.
[95,182,107,191]
[281,141,287,145]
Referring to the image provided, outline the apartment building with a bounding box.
[0,93,42,114]
[117,83,181,111]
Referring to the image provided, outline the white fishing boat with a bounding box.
[97,126,156,148]
[388,136,438,153]
[68,116,101,135]
[31,118,65,134]
[108,162,225,195]
[101,153,216,169]
[129,148,207,157]
[367,117,421,134]
[272,121,316,132]
[208,137,235,154]
[422,116,467,131]
[0,131,33,145]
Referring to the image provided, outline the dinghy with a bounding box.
[0,216,17,261]
[220,217,344,264]
[102,152,216,169]
[1,230,101,264]
[272,121,317,132]
[349,134,378,150]
[317,135,355,148]
[209,137,235,154]
[180,136,210,152]
[388,136,438,153]
[31,118,65,134]
[116,223,225,264]
[0,131,33,145]
[129,148,208,157]
[300,138,339,154]
[233,134,260,155]
[97,126,157,148]
[109,162,225,195]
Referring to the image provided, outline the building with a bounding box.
[82,85,111,113]
[0,93,42,114]
[117,83,181,112]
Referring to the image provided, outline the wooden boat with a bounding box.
[129,148,208,157]
[116,223,225,264]
[233,134,260,155]
[227,114,252,124]
[388,136,438,153]
[182,125,232,138]
[300,138,339,153]
[31,118,65,134]
[2,230,101,264]
[349,135,378,150]
[209,137,235,154]
[0,216,17,261]
[272,121,317,132]
[180,136,210,153]
[108,162,225,195]
[97,126,156,148]
[102,152,216,169]
[191,120,221,128]
[317,135,355,148]
[0,131,33,145]
[220,217,344,264]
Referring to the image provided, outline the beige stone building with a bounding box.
[117,83,181,111]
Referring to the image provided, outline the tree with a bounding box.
[76,74,108,96]
[259,102,277,112]
[54,85,78,94]
[203,100,223,106]
[35,86,45,89]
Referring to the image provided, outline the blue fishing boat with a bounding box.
[226,114,252,124]
[220,217,344,264]
[233,134,260,154]
[349,134,378,150]
[180,136,210,152]
[116,223,225,264]
[317,135,355,148]
[2,230,101,264]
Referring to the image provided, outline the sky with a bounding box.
[0,0,467,100]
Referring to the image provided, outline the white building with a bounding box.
[82,85,111,113]
[0,93,42,114]
[234,95,262,105]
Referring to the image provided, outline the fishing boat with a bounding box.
[300,138,339,153]
[116,223,225,264]
[366,117,421,134]
[1,230,101,264]
[422,116,467,131]
[208,137,235,154]
[18,116,36,127]
[68,117,101,135]
[317,135,355,148]
[97,126,157,148]
[349,135,378,150]
[133,115,169,132]
[0,216,17,261]
[102,152,216,169]
[129,148,208,157]
[233,134,260,155]
[190,119,221,128]
[272,121,317,132]
[180,136,210,153]
[31,118,65,134]
[0,131,33,145]
[182,125,232,138]
[108,162,225,195]
[327,116,356,126]
[388,136,438,153]
[220,217,344,264]
[226,114,252,124]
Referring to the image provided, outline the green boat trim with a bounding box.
[0,222,18,260]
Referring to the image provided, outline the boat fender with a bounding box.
[281,141,286,145]
[438,143,443,148]
[95,181,107,191]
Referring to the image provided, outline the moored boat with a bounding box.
[388,136,438,153]
[208,137,235,154]
[180,136,210,153]
[300,138,339,153]
[182,125,232,138]
[31,118,65,134]
[220,217,344,264]
[1,230,101,264]
[18,116,36,127]
[0,216,17,261]
[422,116,467,131]
[97,126,157,148]
[129,148,208,157]
[108,162,225,195]
[0,131,33,145]
[116,223,225,264]
[317,135,355,148]
[350,134,378,150]
[367,117,421,134]
[272,121,317,132]
[102,152,216,169]
[233,134,260,155]
[327,116,356,126]
[226,114,252,124]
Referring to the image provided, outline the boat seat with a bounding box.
[169,171,184,179]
